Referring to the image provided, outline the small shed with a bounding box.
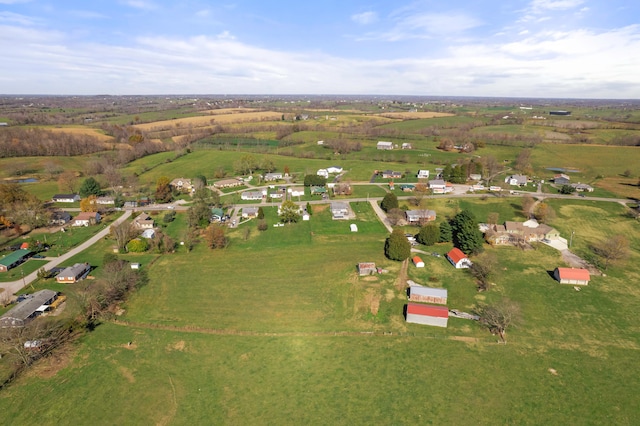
[350,224,358,232]
[408,286,447,305]
[412,256,425,268]
[357,263,377,276]
[405,303,449,327]
[554,267,590,285]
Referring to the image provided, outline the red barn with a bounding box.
[405,303,449,327]
[554,267,590,285]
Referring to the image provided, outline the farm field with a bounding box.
[1,198,640,424]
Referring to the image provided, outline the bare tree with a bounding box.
[386,208,405,226]
[592,235,630,269]
[110,221,134,252]
[521,195,535,219]
[476,299,521,343]
[469,253,497,291]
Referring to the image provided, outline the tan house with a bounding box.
[132,212,154,229]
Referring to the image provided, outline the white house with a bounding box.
[241,191,263,201]
[73,212,101,227]
[417,170,430,179]
[330,202,349,219]
[327,166,343,174]
[52,194,81,203]
[263,172,283,181]
[377,141,393,150]
[317,169,329,178]
[242,207,259,218]
[288,187,305,197]
[428,179,447,194]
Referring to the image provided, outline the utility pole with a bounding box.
[570,230,574,248]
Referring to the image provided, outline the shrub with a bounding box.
[126,238,148,253]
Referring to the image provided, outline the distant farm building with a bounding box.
[549,110,571,116]
[554,267,590,285]
[377,141,394,150]
[446,248,472,269]
[405,303,449,327]
[412,256,425,268]
[0,249,32,273]
[408,286,448,305]
[357,263,377,276]
[0,290,59,327]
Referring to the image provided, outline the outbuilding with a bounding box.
[0,290,59,327]
[446,248,472,269]
[412,256,425,268]
[554,267,590,285]
[357,263,377,276]
[0,249,32,272]
[408,286,448,305]
[405,303,449,327]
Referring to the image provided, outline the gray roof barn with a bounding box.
[0,290,59,327]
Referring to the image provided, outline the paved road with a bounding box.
[0,209,132,296]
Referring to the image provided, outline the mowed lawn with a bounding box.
[1,200,640,424]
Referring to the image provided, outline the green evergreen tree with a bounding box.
[306,202,313,216]
[257,207,265,219]
[439,221,453,243]
[384,228,411,261]
[79,177,101,197]
[380,192,398,212]
[417,223,440,246]
[451,209,484,254]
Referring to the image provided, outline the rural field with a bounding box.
[1,96,640,424]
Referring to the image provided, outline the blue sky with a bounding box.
[1,0,639,98]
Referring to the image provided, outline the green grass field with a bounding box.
[1,198,639,424]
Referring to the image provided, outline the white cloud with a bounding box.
[530,0,586,12]
[0,21,639,98]
[351,11,378,25]
[119,0,158,11]
[0,11,39,26]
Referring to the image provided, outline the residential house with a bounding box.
[241,191,263,201]
[269,192,283,200]
[52,194,80,203]
[0,249,32,272]
[408,286,447,305]
[0,290,59,327]
[412,256,425,268]
[381,170,402,179]
[554,267,590,285]
[326,166,343,174]
[399,184,415,192]
[554,174,571,185]
[242,207,259,218]
[56,263,91,283]
[317,169,329,178]
[310,186,327,196]
[405,303,449,327]
[505,175,528,186]
[417,170,430,179]
[357,262,377,276]
[213,178,242,189]
[132,212,154,229]
[446,248,472,269]
[170,177,194,193]
[263,172,283,182]
[96,196,115,205]
[428,179,447,194]
[571,183,594,192]
[405,209,436,224]
[484,220,560,245]
[73,212,101,227]
[49,210,71,226]
[330,202,349,219]
[288,187,305,197]
[377,141,394,150]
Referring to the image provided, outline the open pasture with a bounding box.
[133,111,284,132]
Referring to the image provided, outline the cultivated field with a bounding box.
[378,111,455,119]
[133,111,284,132]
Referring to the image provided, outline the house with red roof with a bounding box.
[405,303,449,327]
[446,248,472,269]
[554,267,590,285]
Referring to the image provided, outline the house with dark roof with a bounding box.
[405,303,449,327]
[554,267,590,285]
[446,248,472,269]
[505,175,528,186]
[56,263,91,283]
[0,290,59,327]
[0,249,32,272]
[49,210,71,226]
[554,174,571,185]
